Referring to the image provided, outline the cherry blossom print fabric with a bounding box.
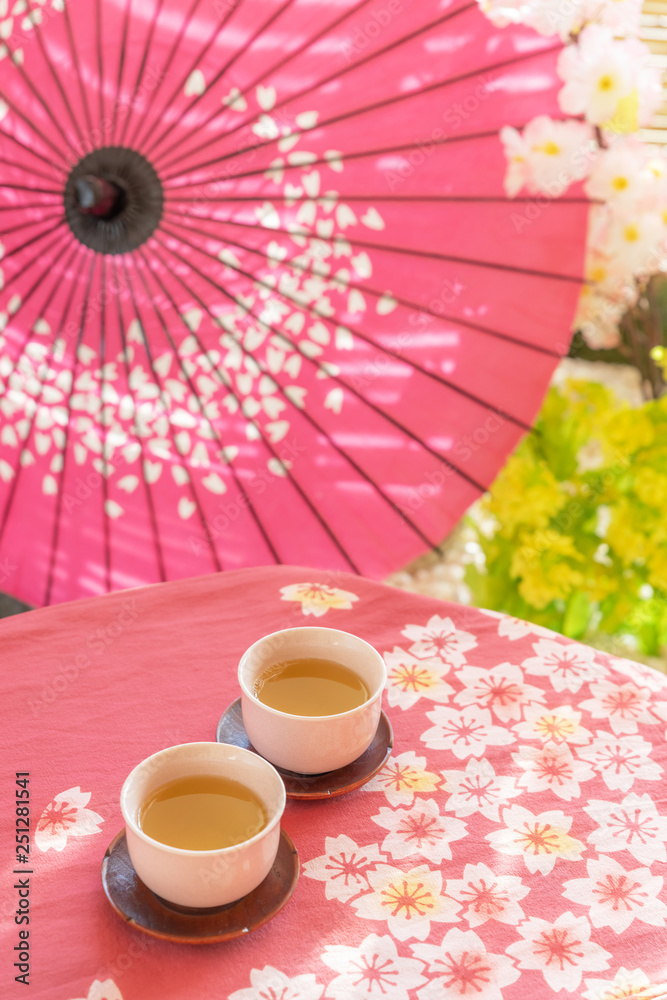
[0,0,589,605]
[1,565,666,999]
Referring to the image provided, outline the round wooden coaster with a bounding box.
[216,699,393,799]
[101,828,299,944]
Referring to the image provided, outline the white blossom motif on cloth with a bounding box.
[412,928,520,1000]
[479,608,558,641]
[562,856,667,933]
[349,864,461,942]
[321,933,427,1000]
[453,661,545,723]
[579,680,660,735]
[513,703,592,745]
[228,967,324,1000]
[360,751,441,807]
[421,705,515,759]
[279,582,359,617]
[401,615,477,667]
[522,638,602,693]
[301,835,385,903]
[446,862,530,928]
[441,758,521,822]
[583,966,663,1000]
[577,732,663,792]
[370,799,467,864]
[506,912,612,992]
[384,648,454,711]
[512,740,596,801]
[35,787,104,852]
[68,980,123,1000]
[585,793,667,865]
[486,803,586,875]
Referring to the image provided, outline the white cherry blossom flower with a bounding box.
[583,966,654,1000]
[583,0,642,35]
[384,647,454,711]
[585,141,651,208]
[421,705,515,759]
[412,928,520,1000]
[279,582,359,617]
[371,799,467,864]
[563,855,667,933]
[514,702,592,744]
[302,834,385,903]
[580,679,659,735]
[522,637,601,693]
[442,757,521,822]
[558,26,646,125]
[229,967,324,1000]
[401,615,477,666]
[350,864,461,942]
[35,787,104,852]
[453,661,544,723]
[512,740,595,800]
[607,655,666,693]
[486,803,586,874]
[321,933,427,1000]
[69,981,123,1000]
[446,862,529,928]
[506,912,611,992]
[606,211,664,275]
[479,610,555,641]
[361,751,441,807]
[585,793,667,865]
[479,0,581,37]
[501,116,595,197]
[576,732,663,792]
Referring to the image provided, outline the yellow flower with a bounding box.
[607,499,648,566]
[487,453,565,534]
[647,546,667,592]
[604,408,656,458]
[511,532,584,608]
[633,467,667,510]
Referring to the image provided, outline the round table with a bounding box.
[2,566,667,1000]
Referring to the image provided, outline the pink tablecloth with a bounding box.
[2,566,667,1000]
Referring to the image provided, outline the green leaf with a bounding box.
[563,591,591,639]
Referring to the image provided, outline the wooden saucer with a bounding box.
[101,828,299,944]
[216,699,393,799]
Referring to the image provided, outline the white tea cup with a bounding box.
[238,627,387,774]
[120,742,286,909]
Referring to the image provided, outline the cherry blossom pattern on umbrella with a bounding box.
[35,787,104,852]
[522,638,602,693]
[579,680,662,735]
[420,705,515,759]
[446,861,530,928]
[229,968,324,1000]
[68,981,123,1000]
[506,912,612,993]
[452,661,545,724]
[411,928,520,1000]
[370,799,467,864]
[383,648,454,711]
[583,966,665,1000]
[576,732,663,793]
[320,933,427,1000]
[562,855,667,934]
[279,582,359,618]
[512,740,595,801]
[360,751,442,807]
[486,803,586,875]
[349,864,461,943]
[513,703,593,745]
[401,616,477,667]
[584,793,667,866]
[441,758,521,822]
[301,835,385,904]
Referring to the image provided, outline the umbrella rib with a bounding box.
[153,223,489,493]
[0,211,65,241]
[1,219,68,264]
[0,95,70,170]
[0,154,67,187]
[23,0,88,148]
[121,253,226,573]
[163,204,585,285]
[161,209,561,375]
[118,0,168,147]
[1,38,78,155]
[151,0,478,171]
[45,255,98,606]
[95,0,106,133]
[110,256,167,584]
[99,256,112,594]
[112,0,134,144]
[0,183,62,196]
[145,0,299,164]
[132,246,292,570]
[0,201,64,213]
[0,127,66,175]
[129,0,236,152]
[0,244,87,549]
[61,0,95,138]
[0,231,74,316]
[171,193,593,206]
[148,239,375,571]
[150,232,444,555]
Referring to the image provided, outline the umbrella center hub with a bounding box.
[64,147,163,255]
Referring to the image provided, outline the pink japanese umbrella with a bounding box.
[0,0,589,607]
